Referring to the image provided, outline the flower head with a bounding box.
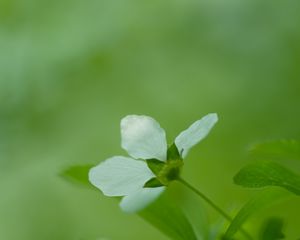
[89,113,218,213]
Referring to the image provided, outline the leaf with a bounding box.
[139,193,198,240]
[144,177,164,188]
[259,217,285,240]
[167,143,181,161]
[60,164,94,187]
[183,195,210,240]
[61,165,198,240]
[223,189,288,240]
[234,161,300,195]
[250,140,300,161]
[146,159,165,176]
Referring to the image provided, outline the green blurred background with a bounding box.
[1,0,300,239]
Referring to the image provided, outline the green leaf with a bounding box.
[139,194,198,240]
[61,165,197,240]
[251,139,300,161]
[234,161,300,195]
[167,143,181,161]
[183,196,210,240]
[146,159,165,176]
[144,177,164,188]
[223,189,288,240]
[259,217,285,240]
[60,164,94,187]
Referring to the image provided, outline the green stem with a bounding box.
[178,177,253,240]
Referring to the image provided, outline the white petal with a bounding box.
[175,113,218,159]
[89,156,154,197]
[121,115,167,161]
[120,187,165,213]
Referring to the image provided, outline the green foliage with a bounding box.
[61,140,300,240]
[234,161,300,195]
[167,143,181,161]
[60,164,197,240]
[251,140,300,161]
[223,189,287,240]
[62,143,300,240]
[139,195,197,240]
[60,164,94,187]
[144,177,164,188]
[146,159,165,176]
[2,0,300,238]
[259,217,285,240]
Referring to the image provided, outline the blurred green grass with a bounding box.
[0,0,300,239]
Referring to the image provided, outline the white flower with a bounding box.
[89,113,218,213]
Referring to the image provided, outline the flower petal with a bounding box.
[175,113,218,159]
[89,156,154,197]
[121,115,167,161]
[120,187,165,213]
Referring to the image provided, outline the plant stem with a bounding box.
[178,177,253,240]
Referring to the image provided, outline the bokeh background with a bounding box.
[1,0,300,239]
